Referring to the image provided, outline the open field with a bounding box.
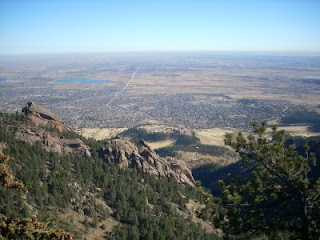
[139,124,173,134]
[79,123,320,144]
[79,128,127,140]
[195,128,235,146]
[176,151,236,168]
[146,139,175,150]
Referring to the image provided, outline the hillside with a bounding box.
[0,103,218,239]
[119,126,237,168]
[1,103,319,239]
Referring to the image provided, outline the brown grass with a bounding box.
[195,128,235,146]
[176,151,236,168]
[146,139,175,150]
[59,210,119,240]
[79,128,127,140]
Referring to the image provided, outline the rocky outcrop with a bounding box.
[3,102,90,157]
[2,102,195,186]
[13,127,91,157]
[24,102,70,131]
[98,137,195,186]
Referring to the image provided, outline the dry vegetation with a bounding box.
[195,128,235,146]
[146,139,175,150]
[139,124,173,133]
[79,128,127,140]
[128,66,320,107]
[176,151,236,168]
[58,208,118,240]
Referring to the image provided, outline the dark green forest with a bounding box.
[281,110,320,132]
[1,113,319,239]
[0,113,217,239]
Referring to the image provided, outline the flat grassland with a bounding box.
[177,151,235,168]
[79,124,320,143]
[195,128,235,146]
[146,139,175,150]
[195,126,320,147]
[79,128,127,140]
[128,63,320,106]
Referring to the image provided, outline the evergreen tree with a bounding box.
[220,121,320,239]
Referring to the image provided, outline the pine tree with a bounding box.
[0,153,72,239]
[220,121,320,239]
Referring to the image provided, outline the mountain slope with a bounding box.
[11,102,195,186]
[0,105,218,239]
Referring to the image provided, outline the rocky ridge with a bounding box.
[23,102,70,132]
[99,137,195,186]
[2,103,195,186]
[4,102,91,157]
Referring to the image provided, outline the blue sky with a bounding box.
[0,0,320,54]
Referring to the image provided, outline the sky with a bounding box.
[0,0,320,54]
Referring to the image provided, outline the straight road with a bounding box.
[105,67,140,106]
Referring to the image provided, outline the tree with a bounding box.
[0,153,27,193]
[220,121,320,239]
[0,153,72,239]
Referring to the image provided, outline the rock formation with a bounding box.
[4,103,90,157]
[23,102,70,131]
[13,129,91,157]
[98,137,195,186]
[2,102,195,186]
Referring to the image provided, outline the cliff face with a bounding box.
[24,102,70,132]
[98,138,195,186]
[13,129,91,157]
[5,102,91,157]
[2,102,195,186]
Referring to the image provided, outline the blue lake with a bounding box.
[0,77,6,82]
[55,78,111,84]
[300,76,320,80]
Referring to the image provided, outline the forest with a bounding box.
[280,110,320,132]
[0,112,216,239]
[0,113,319,239]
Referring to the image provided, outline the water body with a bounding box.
[300,76,320,80]
[0,77,7,82]
[55,78,111,84]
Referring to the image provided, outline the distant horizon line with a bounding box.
[1,50,320,57]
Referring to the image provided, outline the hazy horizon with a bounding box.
[1,50,320,57]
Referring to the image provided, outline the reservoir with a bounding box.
[55,78,111,84]
[300,76,320,80]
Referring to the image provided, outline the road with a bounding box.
[105,67,140,106]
